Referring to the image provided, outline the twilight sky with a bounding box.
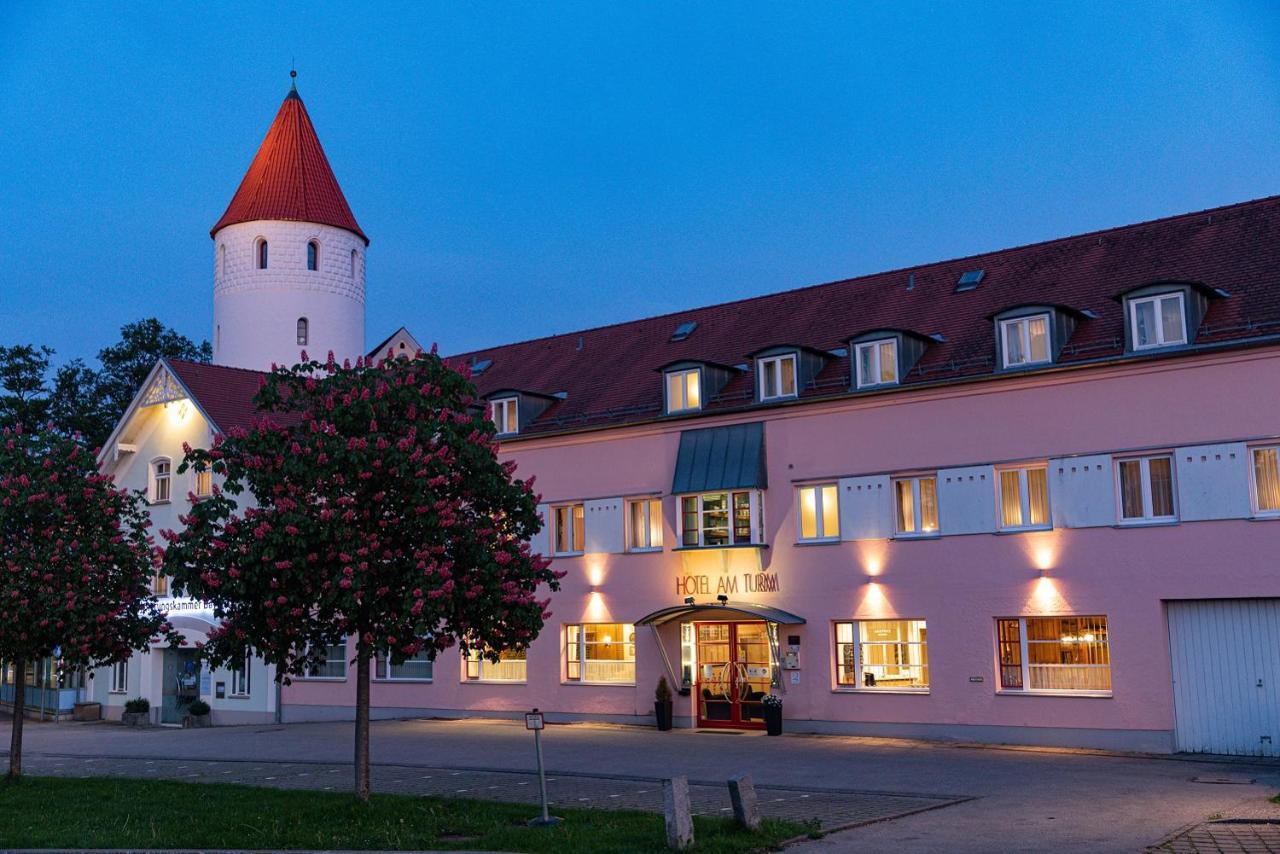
[2,3,1279,364]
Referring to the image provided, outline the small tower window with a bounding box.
[218,244,226,276]
[257,239,269,269]
[307,240,319,271]
[296,317,309,346]
[350,249,358,278]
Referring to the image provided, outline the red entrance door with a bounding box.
[695,622,772,729]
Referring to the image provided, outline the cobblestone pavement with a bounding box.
[18,750,969,832]
[1150,820,1280,853]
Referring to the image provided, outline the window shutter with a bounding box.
[936,466,997,534]
[1049,454,1115,528]
[837,475,893,540]
[1175,442,1250,521]
[584,498,626,553]
[530,503,551,556]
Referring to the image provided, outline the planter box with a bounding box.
[763,705,783,736]
[121,711,149,727]
[72,702,101,722]
[654,700,674,731]
[183,713,212,728]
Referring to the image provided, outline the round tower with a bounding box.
[210,80,368,371]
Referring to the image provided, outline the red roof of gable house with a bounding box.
[177,195,1280,439]
[210,87,367,243]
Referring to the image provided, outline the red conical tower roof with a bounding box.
[211,85,367,243]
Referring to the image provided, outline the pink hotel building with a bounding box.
[89,87,1280,754]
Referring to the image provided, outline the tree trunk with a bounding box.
[354,653,371,802]
[8,657,25,778]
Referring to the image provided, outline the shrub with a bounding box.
[188,699,211,716]
[655,675,673,703]
[124,697,150,713]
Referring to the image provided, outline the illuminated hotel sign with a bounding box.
[676,571,780,597]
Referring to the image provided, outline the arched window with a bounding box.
[307,240,319,271]
[256,239,269,269]
[296,317,309,346]
[350,249,358,279]
[151,458,172,504]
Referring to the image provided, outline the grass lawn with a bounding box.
[0,776,814,853]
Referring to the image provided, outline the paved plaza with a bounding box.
[4,715,1280,852]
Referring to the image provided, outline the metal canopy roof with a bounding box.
[635,601,805,626]
[671,421,767,494]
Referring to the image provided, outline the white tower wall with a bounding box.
[212,220,366,370]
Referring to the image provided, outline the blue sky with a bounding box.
[2,3,1279,363]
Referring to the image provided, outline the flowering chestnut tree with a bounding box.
[0,424,176,778]
[162,351,559,801]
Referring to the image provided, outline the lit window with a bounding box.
[1117,455,1176,522]
[998,465,1050,530]
[997,616,1111,694]
[797,484,839,541]
[679,491,761,547]
[230,653,251,696]
[566,623,636,683]
[110,660,128,694]
[1252,446,1280,516]
[296,317,309,346]
[758,354,798,401]
[153,571,168,597]
[151,459,171,504]
[464,647,526,682]
[1130,293,1187,349]
[665,368,701,413]
[552,503,585,555]
[376,649,433,681]
[306,240,319,271]
[306,643,348,679]
[835,620,928,690]
[627,498,663,551]
[491,397,518,435]
[256,239,269,269]
[194,467,213,499]
[893,475,938,535]
[855,339,898,387]
[1000,314,1051,367]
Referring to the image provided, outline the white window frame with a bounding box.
[1129,292,1187,350]
[150,457,172,504]
[303,642,348,680]
[1251,445,1280,518]
[230,653,251,697]
[296,317,309,346]
[678,490,764,548]
[1115,454,1178,523]
[306,240,320,272]
[110,660,128,694]
[854,339,899,388]
[626,498,663,552]
[564,623,636,685]
[833,620,929,693]
[463,647,527,683]
[996,464,1051,531]
[552,503,585,555]
[491,397,519,435]
[665,368,702,413]
[192,466,213,500]
[892,475,939,537]
[796,483,840,542]
[999,314,1052,368]
[757,353,798,401]
[375,649,434,682]
[996,615,1112,697]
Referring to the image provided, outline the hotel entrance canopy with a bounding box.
[635,601,805,626]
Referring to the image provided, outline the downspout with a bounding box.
[649,625,681,692]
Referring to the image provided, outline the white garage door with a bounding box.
[1168,599,1280,756]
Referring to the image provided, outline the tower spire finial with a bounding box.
[289,65,297,92]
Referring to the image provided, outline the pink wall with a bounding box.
[284,347,1280,744]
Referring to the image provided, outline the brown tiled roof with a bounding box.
[454,195,1280,436]
[168,360,275,434]
[210,88,367,243]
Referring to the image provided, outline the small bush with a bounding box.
[124,697,149,713]
[655,676,673,703]
[188,699,211,716]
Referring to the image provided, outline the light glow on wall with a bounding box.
[165,398,191,427]
[583,591,613,623]
[856,540,889,577]
[585,557,606,588]
[1020,531,1059,571]
[1024,575,1071,614]
[855,580,895,619]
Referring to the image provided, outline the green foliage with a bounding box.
[0,776,809,852]
[187,699,211,716]
[162,351,561,679]
[123,697,150,713]
[655,676,673,703]
[0,345,53,429]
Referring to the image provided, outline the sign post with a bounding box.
[525,708,562,827]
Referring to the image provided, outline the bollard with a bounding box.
[728,773,762,831]
[663,775,694,850]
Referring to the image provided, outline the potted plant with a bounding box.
[762,693,783,736]
[654,676,674,731]
[122,697,150,727]
[184,699,212,728]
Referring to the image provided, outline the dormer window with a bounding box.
[1000,314,1051,368]
[665,368,701,413]
[855,339,898,388]
[491,397,519,435]
[1130,293,1186,350]
[757,353,797,401]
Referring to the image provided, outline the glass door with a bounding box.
[161,649,199,724]
[695,622,769,729]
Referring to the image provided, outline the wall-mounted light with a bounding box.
[1035,568,1047,579]
[683,595,695,606]
[864,574,879,584]
[716,594,729,604]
